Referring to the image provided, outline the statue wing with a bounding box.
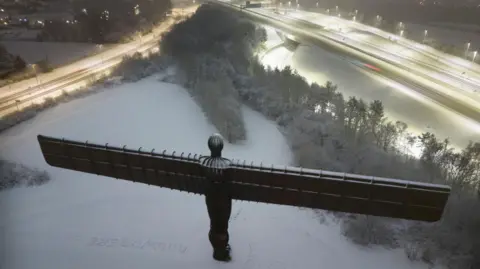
[38,135,451,222]
[37,135,208,195]
[225,163,450,222]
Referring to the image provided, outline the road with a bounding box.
[212,0,480,149]
[283,10,480,102]
[0,6,198,118]
[254,8,480,113]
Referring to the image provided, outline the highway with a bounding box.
[255,8,480,113]
[287,10,480,79]
[212,0,480,149]
[0,6,198,118]
[284,10,480,101]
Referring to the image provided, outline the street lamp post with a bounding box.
[97,44,104,63]
[466,42,471,58]
[473,51,478,62]
[31,64,39,85]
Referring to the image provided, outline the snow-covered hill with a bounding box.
[0,76,438,269]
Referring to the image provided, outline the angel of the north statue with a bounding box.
[37,134,451,262]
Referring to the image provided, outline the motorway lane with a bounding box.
[0,6,199,117]
[237,6,480,123]
[0,38,159,106]
[261,9,480,109]
[0,40,161,117]
[287,10,480,95]
[0,6,197,100]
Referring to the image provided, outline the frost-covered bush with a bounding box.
[192,78,246,143]
[0,160,51,190]
[111,52,172,82]
[159,4,268,143]
[341,215,399,248]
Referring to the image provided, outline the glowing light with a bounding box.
[364,63,381,72]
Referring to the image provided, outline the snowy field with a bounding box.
[0,76,437,269]
[0,28,40,41]
[261,30,480,149]
[0,41,111,67]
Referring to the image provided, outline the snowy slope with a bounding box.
[0,76,436,269]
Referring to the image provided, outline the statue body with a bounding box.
[201,133,232,261]
[205,180,232,261]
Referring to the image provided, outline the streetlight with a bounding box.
[134,4,140,16]
[96,44,104,63]
[423,29,428,43]
[31,64,39,85]
[473,51,478,62]
[466,42,471,58]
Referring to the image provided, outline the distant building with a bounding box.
[10,11,73,25]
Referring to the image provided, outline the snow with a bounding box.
[0,29,40,41]
[0,41,112,67]
[263,25,284,49]
[0,76,436,269]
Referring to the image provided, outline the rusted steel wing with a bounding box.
[226,163,450,222]
[37,135,208,195]
[38,135,451,222]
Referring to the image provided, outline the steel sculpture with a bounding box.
[37,134,451,261]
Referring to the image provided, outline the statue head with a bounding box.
[208,133,224,157]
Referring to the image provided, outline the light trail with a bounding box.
[285,10,480,94]
[0,6,199,118]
